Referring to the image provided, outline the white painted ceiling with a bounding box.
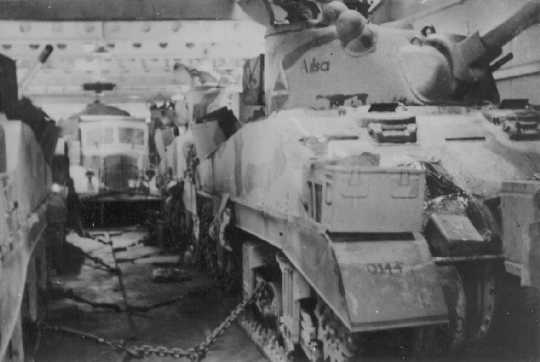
[0,19,265,102]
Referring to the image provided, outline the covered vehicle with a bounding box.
[0,53,58,362]
[59,101,157,198]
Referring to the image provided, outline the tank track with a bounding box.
[315,301,360,362]
[237,284,363,362]
[192,204,292,361]
[238,313,291,362]
[191,200,454,362]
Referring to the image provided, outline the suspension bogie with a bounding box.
[191,183,506,362]
[239,233,455,362]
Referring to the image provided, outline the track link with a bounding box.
[239,313,291,362]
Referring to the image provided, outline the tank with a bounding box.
[0,54,57,362]
[173,1,540,360]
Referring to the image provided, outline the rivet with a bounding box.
[171,22,181,32]
[85,24,95,33]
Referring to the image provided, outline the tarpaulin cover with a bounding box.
[0,120,50,361]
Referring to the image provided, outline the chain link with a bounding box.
[43,283,264,361]
[40,324,141,359]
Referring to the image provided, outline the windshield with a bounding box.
[119,127,145,146]
[84,126,114,146]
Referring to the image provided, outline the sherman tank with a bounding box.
[175,1,540,361]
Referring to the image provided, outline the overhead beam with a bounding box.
[0,0,245,21]
[0,18,264,100]
[0,20,265,59]
[0,20,264,44]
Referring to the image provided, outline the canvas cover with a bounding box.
[0,119,50,360]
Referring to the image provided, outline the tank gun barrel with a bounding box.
[481,1,540,58]
[399,0,540,103]
[448,1,540,83]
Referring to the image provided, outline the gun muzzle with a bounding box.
[38,44,54,64]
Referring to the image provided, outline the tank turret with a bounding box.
[239,0,540,109]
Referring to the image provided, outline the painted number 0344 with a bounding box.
[365,262,403,275]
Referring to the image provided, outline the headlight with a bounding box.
[51,183,65,194]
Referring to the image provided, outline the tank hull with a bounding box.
[181,2,540,359]
[181,104,538,359]
[0,119,51,361]
[196,107,539,215]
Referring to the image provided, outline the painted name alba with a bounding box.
[303,57,330,73]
